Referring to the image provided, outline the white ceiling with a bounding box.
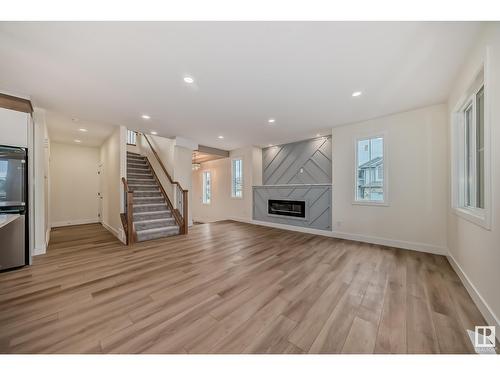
[0,22,483,150]
[45,111,116,147]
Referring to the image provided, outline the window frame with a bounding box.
[451,59,491,230]
[202,170,211,205]
[353,133,389,206]
[231,157,244,199]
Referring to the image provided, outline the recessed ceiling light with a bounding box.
[316,133,321,137]
[268,118,276,124]
[151,131,158,135]
[74,139,81,143]
[218,135,224,139]
[184,76,194,84]
[352,91,362,97]
[141,114,151,120]
[79,128,88,132]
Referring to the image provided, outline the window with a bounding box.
[0,160,7,200]
[127,130,137,145]
[231,158,243,198]
[476,86,485,209]
[460,85,484,210]
[355,136,386,204]
[202,171,211,204]
[453,73,489,228]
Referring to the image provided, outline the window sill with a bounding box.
[453,207,491,230]
[352,200,389,207]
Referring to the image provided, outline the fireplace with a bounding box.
[268,199,306,218]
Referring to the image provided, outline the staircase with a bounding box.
[127,152,180,242]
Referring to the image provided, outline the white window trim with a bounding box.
[450,53,492,230]
[352,132,389,206]
[231,157,244,199]
[202,170,211,205]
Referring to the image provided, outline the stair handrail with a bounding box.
[121,177,135,245]
[141,133,189,234]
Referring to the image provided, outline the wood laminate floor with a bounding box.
[0,221,491,354]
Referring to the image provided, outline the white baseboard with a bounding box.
[101,221,126,244]
[33,228,51,257]
[230,217,448,256]
[33,246,46,256]
[330,229,448,255]
[193,216,226,224]
[51,218,99,227]
[447,253,500,333]
[46,227,51,247]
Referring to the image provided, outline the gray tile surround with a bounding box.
[254,136,333,231]
[263,136,332,185]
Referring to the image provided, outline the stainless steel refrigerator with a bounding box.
[0,145,28,271]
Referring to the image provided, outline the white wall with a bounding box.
[126,144,138,154]
[44,123,50,245]
[252,147,263,186]
[446,24,500,331]
[192,146,262,223]
[100,126,126,242]
[50,142,100,227]
[173,145,194,225]
[33,108,50,254]
[148,135,175,177]
[137,133,175,205]
[331,104,448,254]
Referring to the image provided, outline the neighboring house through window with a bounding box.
[355,136,386,204]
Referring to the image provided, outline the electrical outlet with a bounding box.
[300,168,304,173]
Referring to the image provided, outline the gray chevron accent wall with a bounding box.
[253,185,332,230]
[262,136,332,185]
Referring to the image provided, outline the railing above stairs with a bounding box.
[141,133,189,235]
[121,177,135,245]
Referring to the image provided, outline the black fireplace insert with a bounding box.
[268,199,306,218]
